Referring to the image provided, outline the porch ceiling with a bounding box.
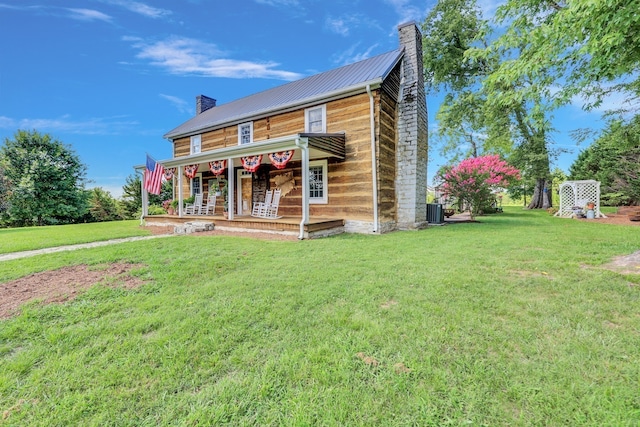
[160,133,345,169]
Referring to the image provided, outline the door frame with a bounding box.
[236,169,253,215]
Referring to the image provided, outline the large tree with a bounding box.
[120,173,172,219]
[422,0,500,161]
[478,0,640,208]
[0,130,88,226]
[87,187,122,222]
[423,0,555,208]
[120,173,144,219]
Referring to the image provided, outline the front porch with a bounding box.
[144,214,345,239]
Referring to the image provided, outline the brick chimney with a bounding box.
[396,22,428,229]
[196,95,216,115]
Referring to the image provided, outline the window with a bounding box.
[190,135,201,154]
[191,174,202,196]
[238,122,253,145]
[309,160,328,204]
[305,105,326,133]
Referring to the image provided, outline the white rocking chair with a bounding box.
[251,190,273,218]
[184,193,203,215]
[264,189,282,219]
[203,194,216,215]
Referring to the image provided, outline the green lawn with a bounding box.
[0,220,151,254]
[1,208,639,426]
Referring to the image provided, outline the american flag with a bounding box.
[144,154,164,195]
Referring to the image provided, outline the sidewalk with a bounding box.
[0,234,175,262]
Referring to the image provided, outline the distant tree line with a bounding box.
[0,129,170,227]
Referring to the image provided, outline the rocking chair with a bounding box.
[251,190,273,218]
[184,194,203,215]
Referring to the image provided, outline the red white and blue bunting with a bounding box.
[268,150,295,170]
[184,164,199,179]
[208,160,227,176]
[241,155,263,173]
[163,167,176,181]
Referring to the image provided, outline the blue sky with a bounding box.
[0,0,606,198]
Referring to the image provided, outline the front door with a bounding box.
[236,169,253,215]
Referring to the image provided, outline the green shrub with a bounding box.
[147,205,165,215]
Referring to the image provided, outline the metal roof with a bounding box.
[163,48,404,140]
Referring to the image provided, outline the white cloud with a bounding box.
[325,14,381,37]
[102,0,172,19]
[572,90,640,116]
[383,0,426,27]
[0,3,114,23]
[0,115,139,135]
[160,94,193,115]
[0,3,22,10]
[332,43,379,66]
[253,0,306,17]
[254,0,300,7]
[66,8,113,22]
[0,116,15,128]
[477,0,503,20]
[127,36,303,81]
[325,16,351,36]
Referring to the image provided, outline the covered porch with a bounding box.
[140,132,346,239]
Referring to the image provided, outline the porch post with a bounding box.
[178,165,184,217]
[297,137,309,239]
[140,170,148,225]
[227,157,234,220]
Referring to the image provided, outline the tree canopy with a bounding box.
[422,0,554,209]
[121,173,172,219]
[423,0,640,208]
[483,0,640,115]
[0,130,88,226]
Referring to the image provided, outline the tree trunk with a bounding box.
[527,178,552,209]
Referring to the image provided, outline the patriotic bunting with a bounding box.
[163,167,176,180]
[241,155,263,173]
[268,150,295,169]
[208,160,227,176]
[184,164,199,179]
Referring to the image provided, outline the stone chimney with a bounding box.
[396,22,428,229]
[196,95,217,115]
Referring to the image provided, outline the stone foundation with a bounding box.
[174,221,214,234]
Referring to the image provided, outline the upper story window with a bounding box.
[305,105,326,133]
[190,135,201,154]
[238,122,253,145]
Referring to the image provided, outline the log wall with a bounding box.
[172,92,385,222]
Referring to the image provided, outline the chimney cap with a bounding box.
[397,21,418,30]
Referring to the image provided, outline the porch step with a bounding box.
[174,221,214,234]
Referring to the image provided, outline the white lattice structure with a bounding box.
[555,180,607,218]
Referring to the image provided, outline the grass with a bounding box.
[1,208,639,426]
[0,220,151,254]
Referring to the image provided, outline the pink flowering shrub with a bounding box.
[436,155,520,219]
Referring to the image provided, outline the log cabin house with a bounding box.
[141,22,428,239]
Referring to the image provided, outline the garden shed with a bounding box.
[554,180,607,218]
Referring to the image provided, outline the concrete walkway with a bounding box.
[0,234,175,262]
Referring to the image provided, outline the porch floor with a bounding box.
[144,214,345,239]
